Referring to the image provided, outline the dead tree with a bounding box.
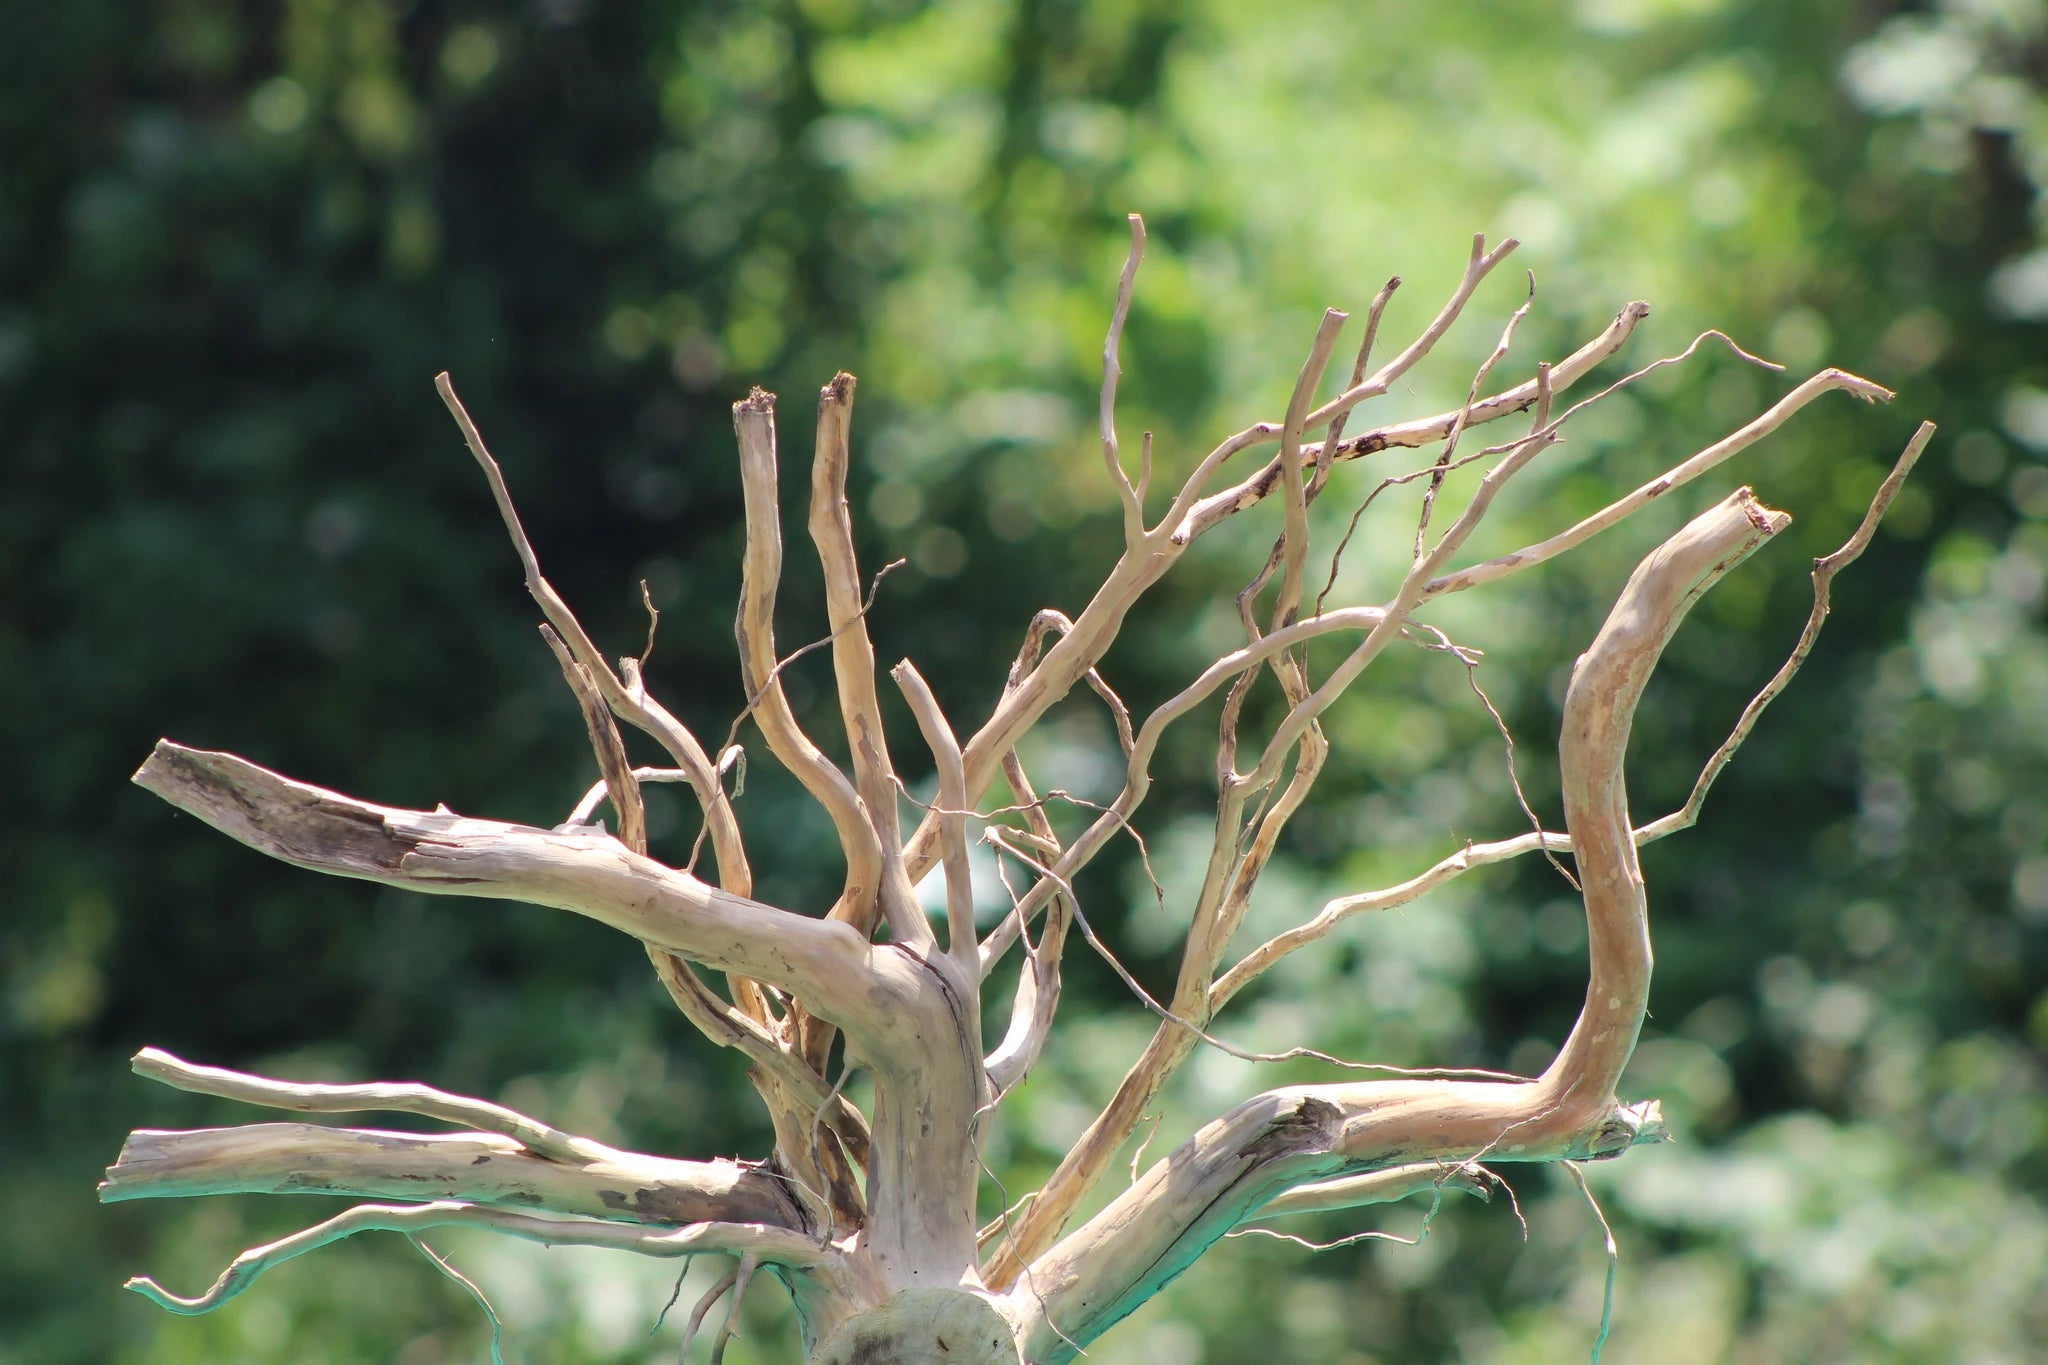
[103,218,1929,1362]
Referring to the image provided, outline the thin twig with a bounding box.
[1229,1174,1455,1252]
[1424,368,1893,598]
[1637,419,1935,841]
[543,624,647,856]
[1565,1162,1618,1365]
[1102,214,1148,544]
[984,749,1074,1096]
[1314,276,1401,496]
[1416,272,1535,556]
[978,1160,1085,1358]
[982,831,1522,1081]
[1446,630,1579,891]
[1489,1167,1530,1241]
[708,1253,758,1365]
[123,1201,827,1314]
[409,1236,504,1365]
[639,578,662,670]
[677,1264,738,1359]
[651,1257,696,1336]
[1128,1112,1163,1186]
[1275,308,1351,625]
[1170,234,1522,543]
[569,765,696,828]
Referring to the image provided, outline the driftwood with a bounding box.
[104,217,1929,1361]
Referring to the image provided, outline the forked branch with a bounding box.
[112,222,1916,1364]
[1008,488,1783,1359]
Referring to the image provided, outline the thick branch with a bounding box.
[130,741,906,1037]
[1012,1079,1661,1362]
[101,1124,801,1230]
[1538,486,1786,1099]
[1007,488,1780,1355]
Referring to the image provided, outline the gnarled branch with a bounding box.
[1007,486,1780,1358]
[129,741,905,1038]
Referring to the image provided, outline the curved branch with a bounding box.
[1424,368,1891,597]
[892,660,978,971]
[125,1200,830,1315]
[1636,418,1933,841]
[1008,486,1782,1359]
[982,751,1071,1096]
[127,1048,605,1165]
[129,742,903,1036]
[1536,486,1786,1102]
[1250,1161,1490,1220]
[1219,425,1930,1005]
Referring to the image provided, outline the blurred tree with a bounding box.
[2,0,2042,1360]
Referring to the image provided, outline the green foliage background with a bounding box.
[3,0,2045,1360]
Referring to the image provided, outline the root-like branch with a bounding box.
[125,1200,829,1315]
[1251,1161,1491,1219]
